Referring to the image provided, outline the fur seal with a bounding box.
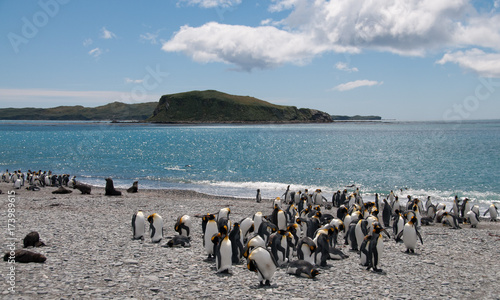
[23,232,45,248]
[105,178,122,196]
[4,249,46,263]
[52,186,72,194]
[73,182,91,194]
[127,181,138,193]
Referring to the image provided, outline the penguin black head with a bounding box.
[247,259,257,272]
[147,214,155,224]
[372,222,383,233]
[310,268,320,278]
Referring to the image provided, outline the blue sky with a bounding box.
[1,0,500,121]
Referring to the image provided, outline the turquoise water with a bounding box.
[1,120,499,210]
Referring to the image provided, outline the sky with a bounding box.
[1,0,500,121]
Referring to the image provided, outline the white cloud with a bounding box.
[83,38,93,47]
[88,47,103,58]
[333,80,383,91]
[162,22,329,71]
[437,49,500,77]
[101,27,116,39]
[177,0,241,8]
[163,0,500,74]
[335,62,358,72]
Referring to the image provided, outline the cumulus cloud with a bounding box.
[177,0,241,8]
[162,22,328,71]
[163,0,500,73]
[437,49,500,77]
[333,80,383,91]
[335,62,358,72]
[101,27,116,39]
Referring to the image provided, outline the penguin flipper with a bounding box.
[416,229,424,245]
[395,230,403,242]
[132,214,137,237]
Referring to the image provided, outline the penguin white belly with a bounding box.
[204,222,218,255]
[132,212,145,239]
[415,211,421,228]
[376,236,384,260]
[179,215,192,236]
[301,244,315,265]
[277,212,287,230]
[466,211,479,227]
[490,206,498,220]
[396,218,404,236]
[250,247,277,282]
[355,223,364,250]
[403,226,417,250]
[253,213,263,234]
[14,179,21,189]
[216,237,232,273]
[150,217,163,243]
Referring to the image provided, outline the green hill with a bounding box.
[0,102,158,121]
[147,90,333,123]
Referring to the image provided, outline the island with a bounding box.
[0,90,381,122]
[147,90,332,123]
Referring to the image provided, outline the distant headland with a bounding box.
[0,90,381,123]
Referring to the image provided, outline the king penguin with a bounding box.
[466,210,479,228]
[229,222,244,264]
[393,210,405,242]
[483,204,498,222]
[132,211,145,240]
[397,216,423,253]
[247,246,278,287]
[202,214,218,259]
[147,213,163,243]
[366,223,388,272]
[174,215,191,237]
[286,260,319,278]
[296,237,316,265]
[215,224,232,274]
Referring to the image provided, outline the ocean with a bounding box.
[1,120,499,212]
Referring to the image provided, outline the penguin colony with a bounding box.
[1,169,138,195]
[129,186,498,286]
[3,170,498,286]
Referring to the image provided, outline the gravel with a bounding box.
[1,182,499,299]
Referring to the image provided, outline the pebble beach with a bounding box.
[1,182,500,299]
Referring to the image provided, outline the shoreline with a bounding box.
[1,181,499,298]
